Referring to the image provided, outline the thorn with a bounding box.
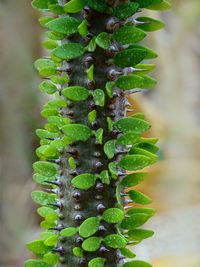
[120,193,128,196]
[49,224,64,231]
[66,149,78,156]
[124,206,132,210]
[43,188,58,194]
[126,109,134,112]
[124,100,132,107]
[133,20,151,27]
[52,246,65,255]
[117,171,126,176]
[127,241,138,245]
[47,159,61,164]
[48,201,63,210]
[124,199,133,205]
[44,180,62,187]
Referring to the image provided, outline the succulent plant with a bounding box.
[25,0,170,266]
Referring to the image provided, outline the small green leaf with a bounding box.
[39,67,57,76]
[115,75,144,90]
[137,142,159,153]
[33,173,58,185]
[88,257,105,267]
[107,117,113,132]
[45,212,59,222]
[40,232,56,241]
[64,0,85,13]
[112,2,139,19]
[136,17,165,32]
[49,4,65,14]
[105,82,114,98]
[48,115,64,127]
[95,128,103,144]
[87,64,94,82]
[120,248,136,258]
[72,173,96,190]
[104,234,126,248]
[128,44,158,59]
[120,214,151,230]
[31,191,56,206]
[41,109,59,118]
[127,207,156,217]
[129,147,158,164]
[33,161,58,177]
[42,40,58,50]
[36,129,61,139]
[118,155,150,171]
[39,81,57,94]
[130,0,153,8]
[25,260,52,267]
[99,170,110,185]
[121,172,148,187]
[132,113,145,120]
[113,26,146,44]
[60,227,78,237]
[92,89,105,107]
[78,19,88,37]
[52,43,85,60]
[128,190,152,205]
[34,59,57,72]
[85,0,108,13]
[73,247,83,258]
[39,17,54,28]
[44,235,59,246]
[62,86,90,101]
[117,132,141,146]
[46,31,65,41]
[122,260,152,267]
[46,17,80,35]
[62,124,92,141]
[96,32,110,49]
[140,137,158,144]
[79,217,100,238]
[40,220,56,230]
[139,76,157,89]
[102,208,124,223]
[104,140,115,159]
[88,36,97,52]
[82,237,101,252]
[114,48,147,68]
[108,162,117,179]
[116,183,123,208]
[50,75,69,84]
[27,240,52,255]
[147,0,171,11]
[68,157,76,169]
[134,64,156,76]
[88,110,96,123]
[116,117,151,133]
[43,253,60,265]
[127,229,154,241]
[44,99,67,109]
[31,0,57,10]
[37,207,55,218]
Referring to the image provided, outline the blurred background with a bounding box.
[0,0,199,266]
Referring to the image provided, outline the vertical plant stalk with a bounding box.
[26,0,170,267]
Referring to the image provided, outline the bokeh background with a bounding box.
[0,0,200,266]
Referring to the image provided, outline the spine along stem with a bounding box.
[26,0,170,267]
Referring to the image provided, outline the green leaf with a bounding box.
[44,99,67,109]
[92,89,105,107]
[85,0,108,13]
[60,227,78,237]
[139,76,157,89]
[112,3,139,19]
[37,207,55,218]
[105,81,114,98]
[82,237,101,252]
[43,253,60,265]
[116,117,151,133]
[79,217,100,238]
[25,260,52,267]
[120,213,151,230]
[78,19,88,37]
[147,0,171,11]
[62,124,92,141]
[34,59,57,72]
[128,190,152,205]
[108,162,117,179]
[102,208,124,223]
[31,191,56,206]
[39,67,57,76]
[130,0,153,8]
[39,16,54,27]
[40,220,56,230]
[46,31,65,41]
[107,117,113,132]
[46,17,80,35]
[127,229,154,241]
[44,235,59,246]
[73,247,83,258]
[134,64,156,76]
[114,48,147,68]
[48,116,64,127]
[115,75,144,90]
[127,207,156,217]
[120,248,136,258]
[99,170,110,185]
[88,110,96,123]
[33,161,58,177]
[129,147,158,164]
[87,64,94,82]
[45,212,59,222]
[68,157,76,169]
[27,240,52,255]
[95,128,103,144]
[103,140,115,159]
[49,4,65,14]
[140,137,158,144]
[116,183,123,208]
[88,257,105,267]
[36,129,61,139]
[39,81,57,95]
[117,132,141,146]
[33,173,58,185]
[136,17,165,32]
[104,234,126,249]
[128,44,158,59]
[96,32,110,49]
[121,172,148,187]
[72,173,96,190]
[113,26,146,44]
[64,0,85,13]
[62,86,89,101]
[88,36,97,52]
[31,0,57,10]
[41,109,59,118]
[137,142,159,153]
[52,43,85,60]
[50,75,69,85]
[118,155,150,171]
[122,260,152,267]
[42,40,58,50]
[40,232,57,241]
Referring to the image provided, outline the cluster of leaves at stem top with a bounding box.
[26,0,170,267]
